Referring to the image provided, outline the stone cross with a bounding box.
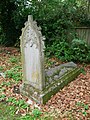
[20,15,45,91]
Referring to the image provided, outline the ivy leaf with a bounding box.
[84,105,89,110]
[82,111,87,116]
[80,68,86,75]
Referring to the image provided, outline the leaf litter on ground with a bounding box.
[0,46,90,119]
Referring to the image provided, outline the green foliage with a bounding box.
[5,66,22,82]
[46,40,72,61]
[32,109,42,118]
[70,39,90,62]
[20,109,42,120]
[6,97,29,109]
[9,57,18,63]
[76,102,89,116]
[0,102,20,120]
[0,0,90,46]
[0,94,6,101]
[45,57,57,69]
[1,81,11,87]
[8,106,16,116]
[20,114,33,120]
[46,38,90,62]
[0,0,90,64]
[0,66,4,71]
[0,0,18,46]
[0,87,6,93]
[80,68,86,75]
[0,27,6,45]
[5,97,44,120]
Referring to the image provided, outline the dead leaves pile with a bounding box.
[43,66,90,119]
[0,47,90,120]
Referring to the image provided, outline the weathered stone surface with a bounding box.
[45,62,77,85]
[20,15,45,91]
[20,15,81,104]
[20,67,80,104]
[45,62,76,77]
[54,75,59,80]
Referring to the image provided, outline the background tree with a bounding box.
[0,0,90,47]
[0,0,18,46]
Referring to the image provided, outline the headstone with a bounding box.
[20,15,81,104]
[20,15,45,91]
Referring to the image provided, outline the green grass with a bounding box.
[0,66,4,71]
[9,57,19,63]
[0,102,20,120]
[0,102,54,120]
[5,66,22,83]
[0,102,40,120]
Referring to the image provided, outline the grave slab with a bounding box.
[20,15,81,104]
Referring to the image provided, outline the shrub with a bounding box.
[1,0,89,46]
[70,39,90,62]
[46,38,90,63]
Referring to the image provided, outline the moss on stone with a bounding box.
[20,67,81,104]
